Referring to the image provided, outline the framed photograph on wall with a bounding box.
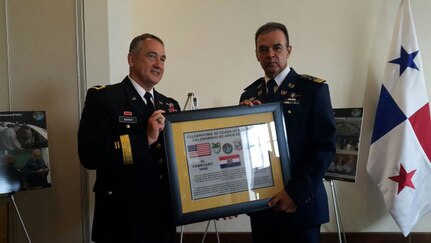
[325,108,364,182]
[163,103,290,225]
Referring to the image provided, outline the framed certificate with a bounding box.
[163,103,290,225]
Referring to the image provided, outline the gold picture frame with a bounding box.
[163,103,290,225]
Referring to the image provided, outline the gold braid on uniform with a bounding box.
[90,85,106,90]
[119,135,133,164]
[300,74,326,83]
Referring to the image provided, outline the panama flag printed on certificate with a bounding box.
[367,0,431,236]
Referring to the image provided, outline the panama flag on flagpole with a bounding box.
[367,0,431,236]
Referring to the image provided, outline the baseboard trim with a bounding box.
[176,232,431,243]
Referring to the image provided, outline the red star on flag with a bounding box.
[389,164,416,194]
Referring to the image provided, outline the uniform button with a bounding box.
[159,175,163,179]
[158,159,164,164]
[107,191,113,195]
[288,110,292,114]
[126,124,130,128]
[156,143,162,149]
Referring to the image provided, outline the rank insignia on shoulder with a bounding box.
[300,74,326,83]
[91,85,106,90]
[244,78,264,91]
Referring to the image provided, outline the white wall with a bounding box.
[107,0,130,82]
[84,0,110,87]
[85,0,431,235]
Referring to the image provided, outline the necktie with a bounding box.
[144,92,155,113]
[267,79,277,97]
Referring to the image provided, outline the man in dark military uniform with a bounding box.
[78,33,180,243]
[240,22,336,243]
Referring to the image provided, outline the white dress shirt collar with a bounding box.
[128,75,154,105]
[264,66,291,87]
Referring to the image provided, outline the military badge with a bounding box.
[233,140,242,151]
[288,83,295,89]
[168,103,177,112]
[281,90,288,96]
[212,142,221,154]
[123,111,133,116]
[283,92,301,105]
[289,92,301,99]
[222,143,233,154]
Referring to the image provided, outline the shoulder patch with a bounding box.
[90,85,106,90]
[300,74,326,83]
[244,78,265,90]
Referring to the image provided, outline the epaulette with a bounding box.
[300,74,326,83]
[244,78,264,90]
[90,85,106,90]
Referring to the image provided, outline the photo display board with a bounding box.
[324,108,363,182]
[0,111,51,195]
